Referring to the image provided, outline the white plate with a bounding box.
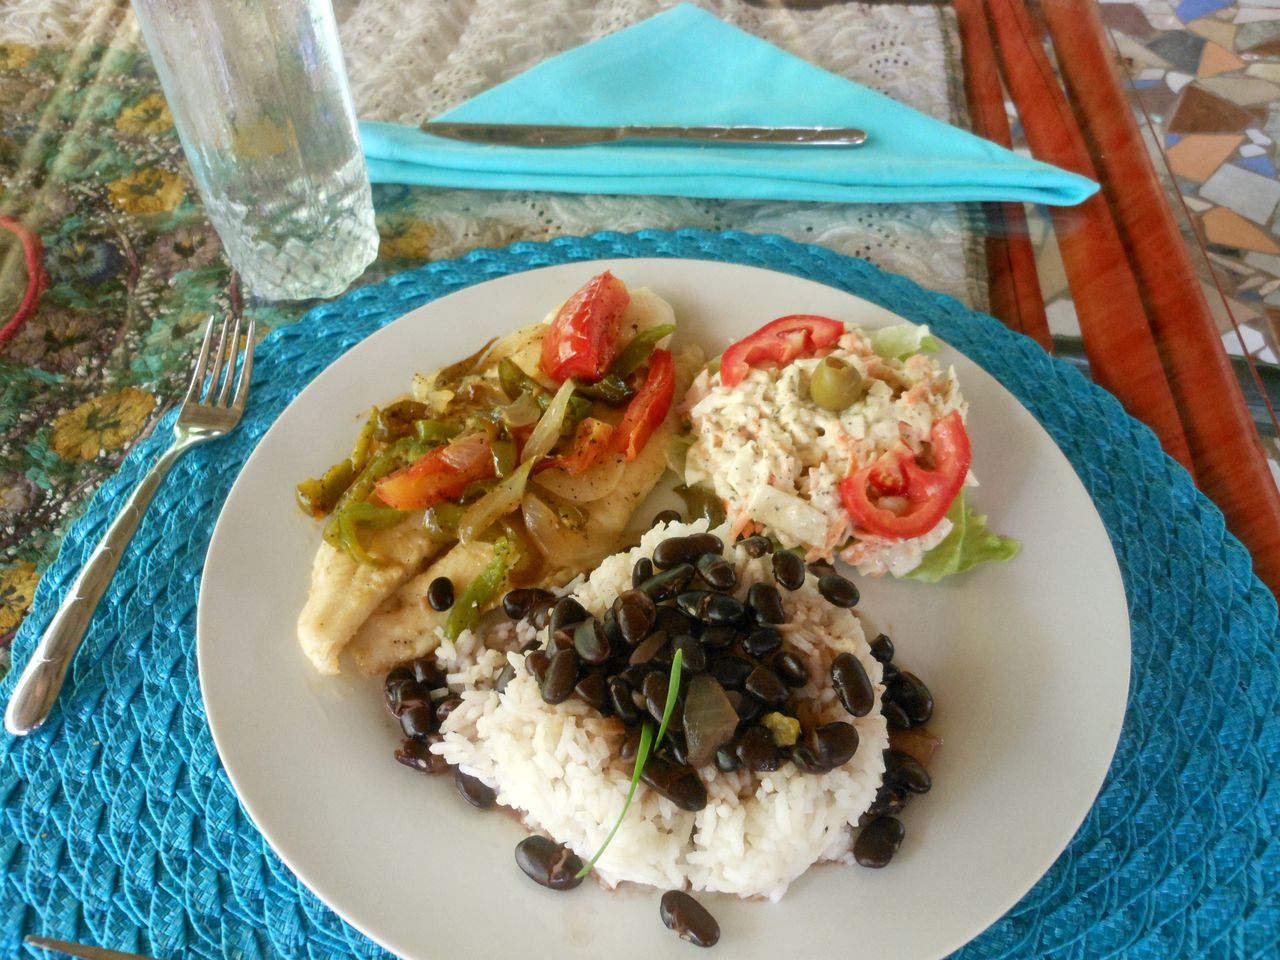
[198,259,1129,960]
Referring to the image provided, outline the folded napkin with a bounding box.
[359,3,1096,206]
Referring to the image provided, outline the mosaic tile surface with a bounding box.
[1100,0,1280,383]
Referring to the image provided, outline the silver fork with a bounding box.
[5,309,255,737]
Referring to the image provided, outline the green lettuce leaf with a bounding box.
[870,322,941,361]
[904,492,1019,582]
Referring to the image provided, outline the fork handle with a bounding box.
[5,441,188,736]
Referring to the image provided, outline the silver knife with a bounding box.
[419,122,867,147]
[26,937,160,960]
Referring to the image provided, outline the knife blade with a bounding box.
[419,122,868,147]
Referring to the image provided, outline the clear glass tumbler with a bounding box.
[131,0,378,300]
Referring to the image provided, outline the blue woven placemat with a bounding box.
[2,230,1276,960]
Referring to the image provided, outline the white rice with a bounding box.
[431,521,888,901]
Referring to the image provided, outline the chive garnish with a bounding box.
[575,649,685,879]
[655,648,684,747]
[576,722,654,879]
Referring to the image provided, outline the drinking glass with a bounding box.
[131,0,378,300]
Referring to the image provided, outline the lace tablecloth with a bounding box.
[0,0,979,649]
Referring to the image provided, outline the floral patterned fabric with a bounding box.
[0,36,437,662]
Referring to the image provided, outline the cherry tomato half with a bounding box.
[611,348,675,462]
[719,314,845,388]
[838,411,971,540]
[539,271,630,384]
[374,433,494,510]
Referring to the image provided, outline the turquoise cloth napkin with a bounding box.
[359,3,1097,206]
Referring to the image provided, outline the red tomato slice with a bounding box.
[720,314,845,388]
[611,349,674,462]
[537,417,615,476]
[837,411,971,541]
[539,271,630,384]
[374,433,494,510]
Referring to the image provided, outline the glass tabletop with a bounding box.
[0,0,1277,660]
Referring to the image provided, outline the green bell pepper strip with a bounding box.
[612,323,676,378]
[444,537,511,640]
[335,501,408,565]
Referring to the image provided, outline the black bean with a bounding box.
[869,633,894,663]
[677,590,746,626]
[747,583,786,624]
[399,702,436,740]
[541,649,579,705]
[811,721,859,768]
[527,598,555,630]
[502,587,554,621]
[609,677,642,726]
[653,605,695,637]
[889,671,934,725]
[425,576,455,612]
[660,890,720,948]
[629,631,669,666]
[435,696,462,726]
[854,816,905,868]
[643,671,679,725]
[672,635,707,674]
[394,736,450,775]
[714,744,742,772]
[743,626,782,659]
[651,508,683,528]
[546,628,575,657]
[885,750,932,794]
[882,700,913,730]
[495,661,516,694]
[515,835,585,891]
[574,670,609,711]
[573,618,611,665]
[619,728,643,761]
[832,652,875,718]
[818,574,860,608]
[744,666,787,705]
[549,596,589,636]
[525,649,551,685]
[613,590,657,645]
[695,553,737,591]
[735,724,780,772]
[881,661,901,683]
[772,550,806,590]
[641,755,708,810]
[708,656,753,690]
[653,533,724,569]
[772,651,810,687]
[408,657,446,689]
[638,563,696,601]
[620,662,654,689]
[865,783,910,818]
[790,743,829,775]
[632,556,654,589]
[808,560,837,579]
[455,769,496,809]
[700,625,736,650]
[384,667,416,713]
[734,692,764,724]
[737,535,773,558]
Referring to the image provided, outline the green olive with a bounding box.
[809,357,865,412]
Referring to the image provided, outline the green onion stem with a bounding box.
[576,722,654,879]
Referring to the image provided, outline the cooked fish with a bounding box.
[345,539,497,675]
[296,512,439,675]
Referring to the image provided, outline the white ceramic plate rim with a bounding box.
[198,259,1130,960]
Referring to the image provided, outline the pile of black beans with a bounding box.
[499,530,870,819]
[850,631,935,869]
[384,655,499,809]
